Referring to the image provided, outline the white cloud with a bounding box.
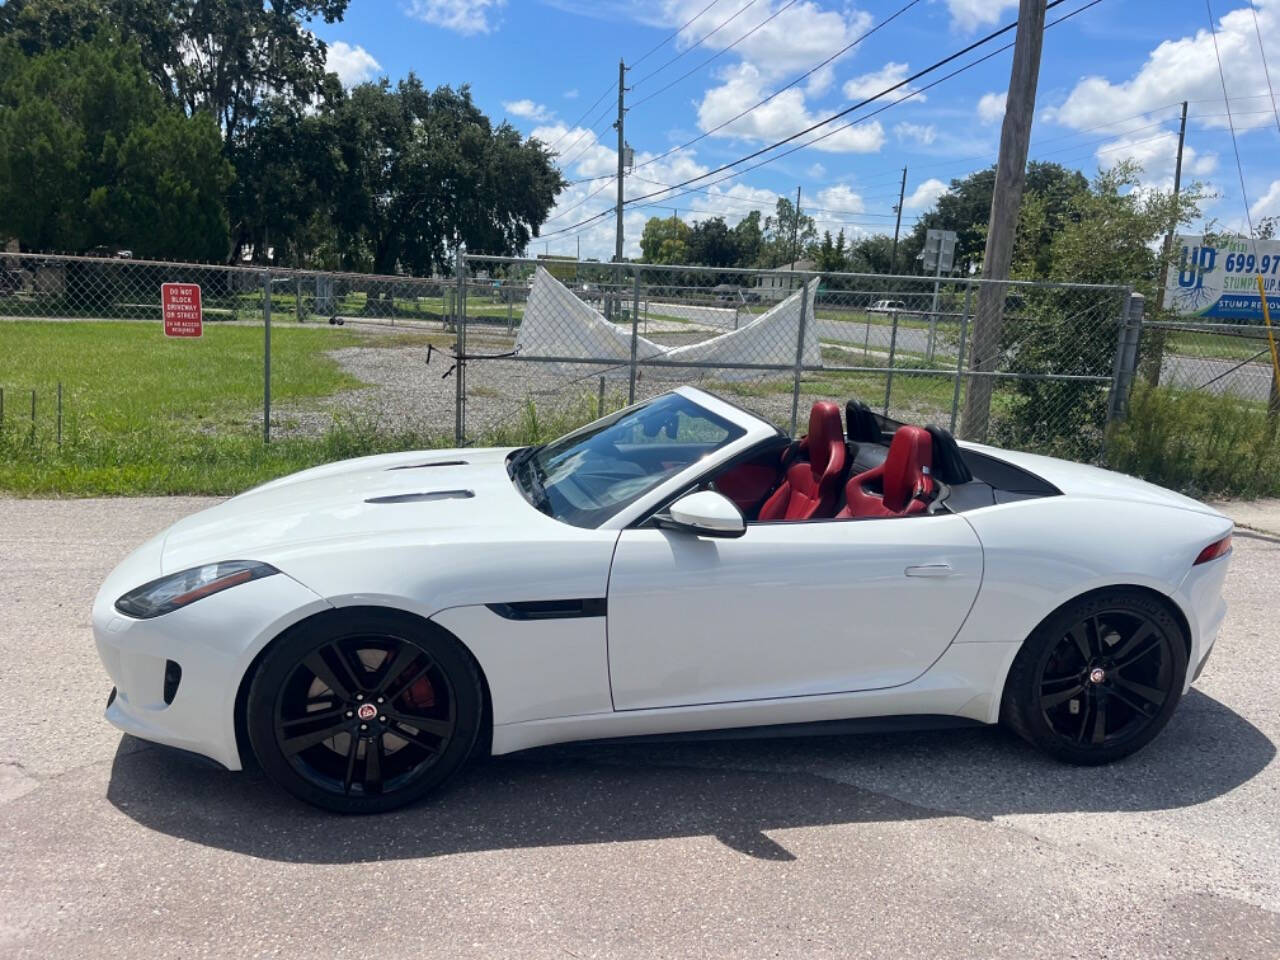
[1094,130,1219,190]
[977,91,1006,125]
[564,88,579,99]
[1047,1,1280,136]
[529,123,793,259]
[894,122,937,146]
[325,42,381,86]
[842,62,925,104]
[816,184,865,214]
[697,61,885,154]
[944,0,1017,32]
[663,0,873,79]
[406,0,506,35]
[1250,179,1280,222]
[904,178,949,211]
[503,99,554,122]
[806,162,827,179]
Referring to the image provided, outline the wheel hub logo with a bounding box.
[357,703,377,721]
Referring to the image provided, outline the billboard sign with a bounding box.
[1164,235,1280,320]
[161,283,203,337]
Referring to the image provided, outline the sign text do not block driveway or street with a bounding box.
[162,283,203,337]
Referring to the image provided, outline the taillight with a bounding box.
[1194,535,1232,565]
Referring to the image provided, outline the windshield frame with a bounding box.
[507,388,777,531]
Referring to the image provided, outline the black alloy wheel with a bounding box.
[248,611,482,813]
[1003,589,1188,765]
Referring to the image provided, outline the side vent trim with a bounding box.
[486,598,607,620]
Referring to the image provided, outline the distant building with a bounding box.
[756,259,815,301]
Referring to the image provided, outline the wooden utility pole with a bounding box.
[960,0,1047,441]
[1146,100,1189,386]
[890,166,907,273]
[790,186,803,266]
[614,58,627,264]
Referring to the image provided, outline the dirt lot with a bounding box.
[1,497,1278,959]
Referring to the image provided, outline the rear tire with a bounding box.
[247,610,482,814]
[1002,589,1188,766]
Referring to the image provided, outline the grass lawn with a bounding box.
[0,320,441,496]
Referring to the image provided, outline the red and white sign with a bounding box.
[161,283,203,338]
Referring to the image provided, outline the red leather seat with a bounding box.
[838,425,933,519]
[757,402,847,522]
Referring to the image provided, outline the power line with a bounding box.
[554,97,619,170]
[629,0,802,110]
[624,0,1099,212]
[633,0,923,171]
[630,0,763,88]
[1248,1,1280,136]
[629,0,728,69]
[622,1,1070,210]
[544,82,617,152]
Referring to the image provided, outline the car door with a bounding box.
[605,514,983,710]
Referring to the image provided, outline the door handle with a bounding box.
[905,563,954,578]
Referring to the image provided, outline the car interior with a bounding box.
[708,398,1062,523]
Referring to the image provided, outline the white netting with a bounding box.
[513,267,821,380]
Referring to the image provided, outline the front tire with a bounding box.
[1002,589,1188,766]
[247,610,483,814]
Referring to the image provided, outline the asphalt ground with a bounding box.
[1,496,1278,959]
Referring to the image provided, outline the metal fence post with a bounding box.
[263,270,272,444]
[950,283,972,433]
[629,268,641,405]
[1107,290,1144,425]
[884,309,900,417]
[296,274,303,323]
[789,274,810,435]
[454,249,466,445]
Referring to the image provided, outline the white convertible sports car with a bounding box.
[93,387,1233,813]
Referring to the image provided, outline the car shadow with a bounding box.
[106,689,1273,864]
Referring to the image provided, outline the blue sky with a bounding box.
[317,0,1280,259]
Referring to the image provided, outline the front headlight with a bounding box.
[114,560,279,619]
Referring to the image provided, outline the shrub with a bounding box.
[1105,385,1280,499]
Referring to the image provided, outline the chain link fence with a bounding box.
[1141,316,1280,410]
[2,250,1142,466]
[458,255,1134,462]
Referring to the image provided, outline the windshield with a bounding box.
[509,392,746,528]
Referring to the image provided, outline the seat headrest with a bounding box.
[925,425,973,485]
[844,399,882,444]
[883,425,933,512]
[806,401,845,473]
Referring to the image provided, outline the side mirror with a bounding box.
[656,490,746,539]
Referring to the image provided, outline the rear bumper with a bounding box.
[1174,550,1231,691]
[93,562,330,771]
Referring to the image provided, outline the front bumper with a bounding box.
[93,544,330,771]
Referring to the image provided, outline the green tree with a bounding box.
[761,197,816,268]
[995,161,1203,459]
[329,77,563,275]
[685,217,738,268]
[227,82,343,263]
[731,210,763,267]
[639,215,691,264]
[0,34,232,258]
[815,229,848,273]
[1,1,350,145]
[908,162,1089,276]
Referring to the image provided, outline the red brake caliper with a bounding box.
[400,666,436,709]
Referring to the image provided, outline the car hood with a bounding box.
[159,447,543,572]
[962,442,1226,517]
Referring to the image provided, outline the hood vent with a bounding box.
[365,489,474,505]
[386,459,468,471]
